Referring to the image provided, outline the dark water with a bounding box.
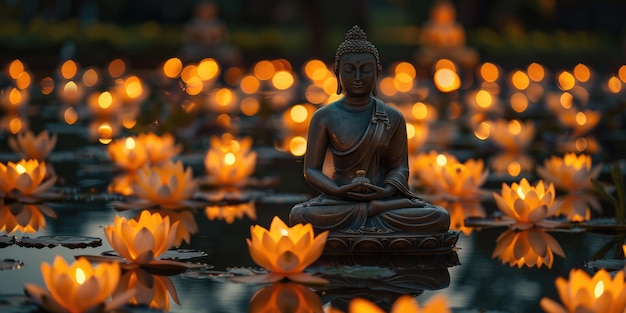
[0,139,618,313]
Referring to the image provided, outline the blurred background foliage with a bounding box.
[0,0,624,70]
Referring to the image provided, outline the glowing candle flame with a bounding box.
[125,137,136,150]
[16,164,26,174]
[280,229,289,236]
[594,281,604,298]
[224,152,236,165]
[516,187,526,200]
[436,154,447,167]
[75,268,86,285]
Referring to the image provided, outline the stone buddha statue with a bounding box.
[289,26,452,245]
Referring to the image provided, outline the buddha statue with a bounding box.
[289,26,453,249]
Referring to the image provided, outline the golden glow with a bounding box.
[40,77,55,95]
[575,111,587,125]
[64,107,78,125]
[8,59,24,79]
[224,152,236,165]
[393,73,413,92]
[575,138,588,152]
[435,58,456,71]
[60,60,78,79]
[322,76,338,96]
[480,62,499,82]
[619,65,626,83]
[508,119,522,135]
[9,117,22,134]
[108,58,126,78]
[62,81,78,100]
[272,71,294,90]
[216,114,231,128]
[240,75,260,94]
[412,102,428,120]
[475,90,492,108]
[8,88,22,107]
[436,154,447,167]
[124,76,143,99]
[406,123,416,139]
[516,187,526,200]
[240,97,260,116]
[98,91,113,109]
[507,162,521,177]
[180,65,198,83]
[290,105,308,123]
[289,136,307,156]
[511,70,530,90]
[122,118,136,129]
[510,92,528,113]
[82,68,99,87]
[185,76,203,95]
[560,92,574,109]
[254,60,275,80]
[474,121,491,140]
[557,71,576,90]
[125,137,136,150]
[163,58,183,78]
[16,72,31,90]
[608,76,622,93]
[573,63,590,82]
[198,58,220,80]
[215,88,233,106]
[97,123,113,144]
[378,77,397,96]
[434,68,460,92]
[395,61,416,77]
[527,62,545,82]
[304,59,328,81]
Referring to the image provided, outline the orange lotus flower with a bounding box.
[540,269,626,313]
[410,150,455,192]
[205,202,256,224]
[412,151,488,200]
[113,268,180,311]
[137,132,182,165]
[108,172,137,196]
[492,178,561,230]
[120,160,199,210]
[0,201,56,234]
[537,153,601,192]
[142,209,198,246]
[488,119,535,152]
[24,255,133,313]
[248,282,324,313]
[8,129,57,160]
[204,134,257,186]
[556,193,601,222]
[234,216,328,285]
[492,228,565,269]
[104,210,180,265]
[107,136,148,171]
[347,294,450,313]
[0,159,57,202]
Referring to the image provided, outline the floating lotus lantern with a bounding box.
[233,216,328,284]
[113,268,180,311]
[488,119,535,152]
[0,201,56,234]
[115,160,199,210]
[142,209,198,247]
[24,255,133,313]
[347,294,450,313]
[492,228,565,269]
[248,282,324,313]
[104,210,180,265]
[0,159,57,203]
[537,153,601,193]
[411,151,488,201]
[136,132,182,165]
[107,136,148,171]
[205,202,256,224]
[557,193,601,222]
[540,269,626,313]
[204,134,257,187]
[410,150,455,192]
[492,178,561,230]
[108,172,137,196]
[8,129,57,161]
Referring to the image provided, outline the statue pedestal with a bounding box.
[324,230,460,254]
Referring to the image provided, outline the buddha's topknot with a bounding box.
[334,25,381,75]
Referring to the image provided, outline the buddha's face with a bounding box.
[338,52,378,97]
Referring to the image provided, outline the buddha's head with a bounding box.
[334,26,381,96]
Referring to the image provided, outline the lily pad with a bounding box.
[102,248,208,260]
[16,235,102,249]
[585,258,626,271]
[0,235,15,248]
[0,259,24,271]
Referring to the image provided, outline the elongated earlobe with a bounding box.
[336,83,343,95]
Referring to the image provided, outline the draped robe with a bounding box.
[289,98,450,234]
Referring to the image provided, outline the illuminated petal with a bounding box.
[349,298,385,313]
[390,295,420,313]
[276,250,300,272]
